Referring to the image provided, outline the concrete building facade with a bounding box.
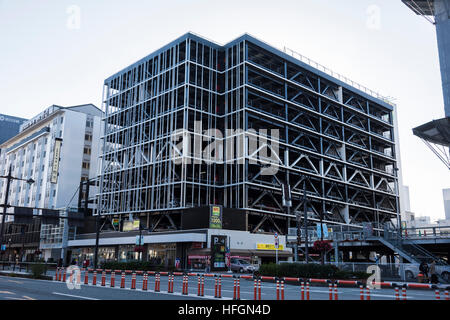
[0,104,103,261]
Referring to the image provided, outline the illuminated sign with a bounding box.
[50,138,62,184]
[256,243,284,250]
[209,205,222,229]
[123,219,140,232]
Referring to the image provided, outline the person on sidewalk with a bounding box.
[419,261,429,281]
[429,260,439,284]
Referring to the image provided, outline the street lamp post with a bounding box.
[0,165,34,260]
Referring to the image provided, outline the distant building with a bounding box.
[443,188,450,220]
[0,114,27,145]
[0,104,103,262]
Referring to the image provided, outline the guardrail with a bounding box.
[53,267,450,300]
[0,261,57,273]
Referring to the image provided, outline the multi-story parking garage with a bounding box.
[69,33,401,269]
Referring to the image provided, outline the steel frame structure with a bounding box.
[97,33,400,235]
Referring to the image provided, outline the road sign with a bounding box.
[274,232,278,239]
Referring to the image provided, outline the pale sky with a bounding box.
[0,0,448,221]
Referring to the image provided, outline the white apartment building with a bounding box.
[0,104,103,261]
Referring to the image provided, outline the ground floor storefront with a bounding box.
[67,229,293,270]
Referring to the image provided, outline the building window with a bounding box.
[83,147,91,155]
[85,134,92,141]
[82,162,90,170]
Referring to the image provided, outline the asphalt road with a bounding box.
[0,274,445,300]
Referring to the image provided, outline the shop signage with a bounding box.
[256,243,284,250]
[123,219,140,232]
[209,205,223,229]
[210,235,227,271]
[112,218,120,226]
[50,138,62,184]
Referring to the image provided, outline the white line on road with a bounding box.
[52,292,99,300]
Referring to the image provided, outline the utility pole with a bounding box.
[0,165,34,260]
[0,165,12,260]
[303,178,309,263]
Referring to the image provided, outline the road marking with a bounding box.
[7,279,23,284]
[0,291,15,295]
[4,297,25,300]
[51,292,99,300]
[23,296,35,300]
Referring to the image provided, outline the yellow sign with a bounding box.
[123,220,140,232]
[256,243,284,250]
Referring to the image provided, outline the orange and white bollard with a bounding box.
[360,285,364,300]
[62,268,67,282]
[183,275,189,295]
[92,270,97,286]
[131,272,136,289]
[218,275,222,298]
[58,268,62,282]
[301,281,305,300]
[306,281,310,300]
[281,279,285,300]
[155,273,160,292]
[328,282,333,300]
[233,277,238,300]
[436,289,441,300]
[101,270,106,286]
[142,273,148,291]
[394,287,400,300]
[258,278,262,300]
[402,286,407,300]
[253,278,257,300]
[84,269,89,285]
[334,283,339,300]
[236,276,240,300]
[201,275,205,297]
[445,290,449,301]
[198,275,201,296]
[365,286,370,301]
[214,276,218,298]
[55,268,59,281]
[120,271,126,288]
[276,279,280,300]
[110,271,115,287]
[168,274,174,293]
